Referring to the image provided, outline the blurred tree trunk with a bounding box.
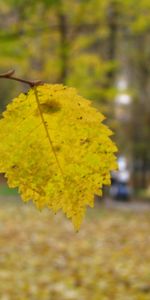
[102,0,119,123]
[57,7,69,84]
[129,34,150,189]
[106,0,118,83]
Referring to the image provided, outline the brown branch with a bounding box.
[0,69,43,87]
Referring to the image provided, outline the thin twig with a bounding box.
[0,69,42,87]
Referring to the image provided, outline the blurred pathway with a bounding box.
[104,198,150,212]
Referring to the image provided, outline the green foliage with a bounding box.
[43,0,61,7]
[0,0,117,106]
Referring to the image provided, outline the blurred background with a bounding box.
[0,0,150,299]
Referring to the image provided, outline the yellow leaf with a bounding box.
[0,84,117,230]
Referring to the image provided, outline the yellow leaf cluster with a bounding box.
[0,84,117,229]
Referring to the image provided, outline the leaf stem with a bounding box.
[33,86,64,178]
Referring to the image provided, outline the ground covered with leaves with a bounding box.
[0,196,150,300]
